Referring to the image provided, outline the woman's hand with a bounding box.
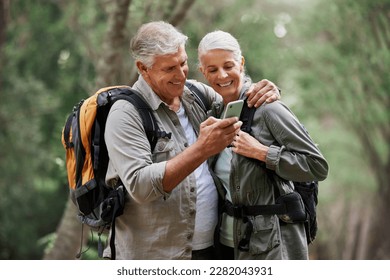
[231,130,269,162]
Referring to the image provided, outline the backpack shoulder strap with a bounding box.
[62,112,75,149]
[239,98,256,134]
[111,88,171,151]
[185,80,211,112]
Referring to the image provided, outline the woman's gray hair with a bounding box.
[198,30,242,66]
[130,21,188,68]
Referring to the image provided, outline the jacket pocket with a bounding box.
[152,138,175,162]
[248,214,280,255]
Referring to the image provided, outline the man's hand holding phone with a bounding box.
[197,114,242,156]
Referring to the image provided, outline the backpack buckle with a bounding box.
[225,201,246,219]
[157,131,172,139]
[232,205,245,219]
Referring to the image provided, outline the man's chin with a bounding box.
[170,85,185,94]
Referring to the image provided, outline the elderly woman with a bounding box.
[198,30,329,260]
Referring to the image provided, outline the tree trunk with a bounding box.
[43,197,87,260]
[44,0,133,260]
[0,0,10,90]
[366,169,390,259]
[95,0,132,88]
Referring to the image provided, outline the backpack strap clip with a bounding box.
[157,131,172,139]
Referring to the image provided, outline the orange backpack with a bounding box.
[61,81,209,259]
[61,85,167,259]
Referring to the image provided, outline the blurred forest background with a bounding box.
[0,0,388,260]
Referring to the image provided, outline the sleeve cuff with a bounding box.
[152,161,171,200]
[266,145,284,171]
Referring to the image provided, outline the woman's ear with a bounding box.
[240,56,245,72]
[199,66,205,76]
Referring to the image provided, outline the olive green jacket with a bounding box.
[212,79,329,260]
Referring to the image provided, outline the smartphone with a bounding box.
[222,100,244,119]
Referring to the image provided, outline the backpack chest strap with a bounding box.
[224,200,286,218]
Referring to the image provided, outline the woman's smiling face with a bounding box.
[199,49,244,104]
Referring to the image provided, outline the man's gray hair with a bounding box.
[198,30,242,65]
[130,21,188,68]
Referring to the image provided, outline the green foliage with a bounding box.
[0,0,93,259]
[291,0,389,174]
[1,0,387,259]
[281,0,389,258]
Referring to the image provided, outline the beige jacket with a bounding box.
[103,76,221,259]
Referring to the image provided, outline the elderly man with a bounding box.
[103,21,279,260]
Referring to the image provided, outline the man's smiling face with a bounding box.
[140,45,189,104]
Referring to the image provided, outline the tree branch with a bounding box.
[168,0,197,26]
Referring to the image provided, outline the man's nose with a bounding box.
[177,67,187,79]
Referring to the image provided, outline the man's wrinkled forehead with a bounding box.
[151,46,188,68]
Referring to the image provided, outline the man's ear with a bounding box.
[136,61,148,75]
